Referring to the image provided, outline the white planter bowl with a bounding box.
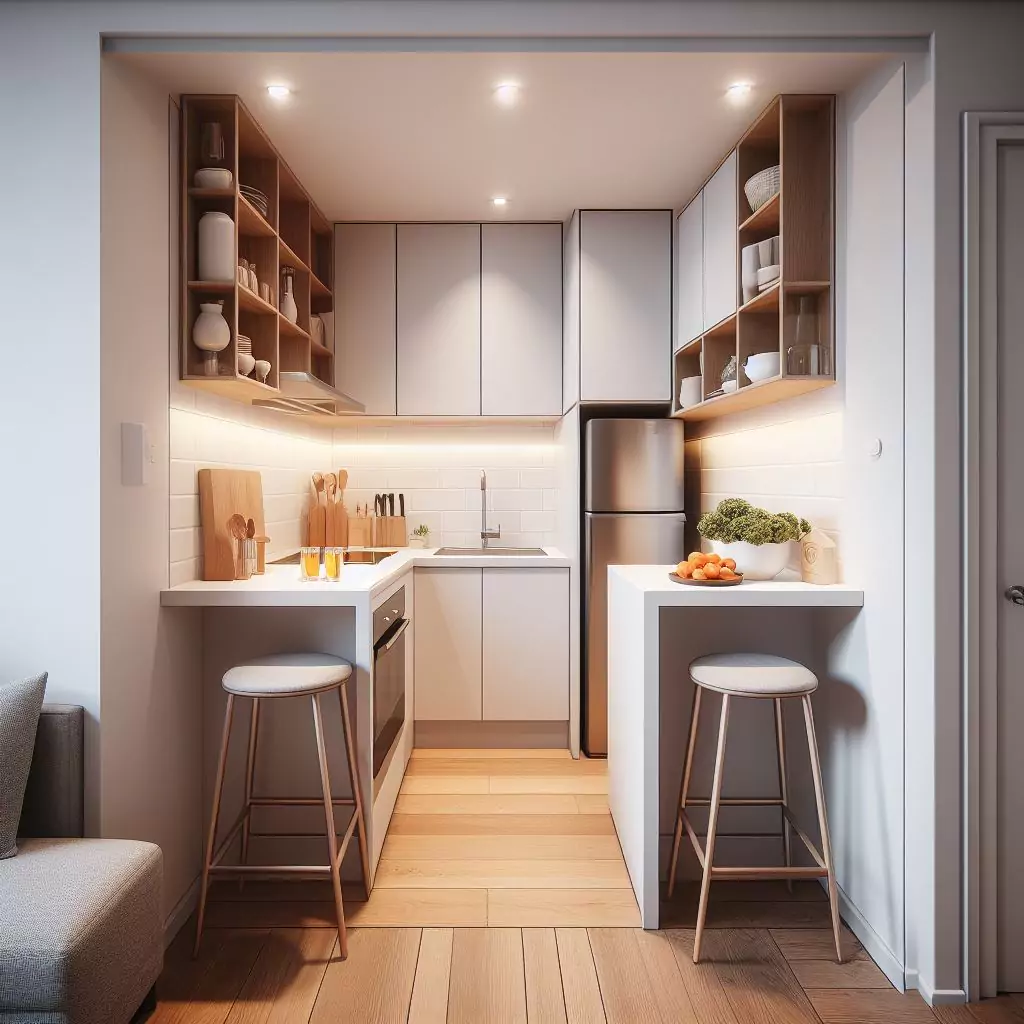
[744,351,781,383]
[678,374,702,409]
[708,539,791,580]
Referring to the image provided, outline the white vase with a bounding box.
[197,212,235,282]
[708,539,791,580]
[741,243,760,304]
[280,273,298,324]
[193,301,231,377]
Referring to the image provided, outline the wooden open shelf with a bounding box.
[672,93,834,422]
[179,94,335,402]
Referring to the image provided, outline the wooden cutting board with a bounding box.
[198,469,266,581]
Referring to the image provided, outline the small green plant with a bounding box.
[412,524,430,538]
[697,498,810,546]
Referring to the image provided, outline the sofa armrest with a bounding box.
[19,704,84,838]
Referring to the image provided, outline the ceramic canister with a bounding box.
[197,211,235,282]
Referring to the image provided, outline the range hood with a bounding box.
[253,371,365,417]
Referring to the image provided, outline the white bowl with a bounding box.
[744,351,781,383]
[722,379,738,394]
[709,539,791,580]
[254,359,271,383]
[237,352,256,376]
[194,167,233,189]
[678,374,702,409]
[756,264,780,290]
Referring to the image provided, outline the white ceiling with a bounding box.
[116,50,884,221]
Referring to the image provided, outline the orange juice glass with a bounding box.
[300,546,321,581]
[324,547,343,581]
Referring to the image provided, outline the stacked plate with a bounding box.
[239,184,269,219]
[236,335,255,376]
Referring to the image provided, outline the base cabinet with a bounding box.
[414,567,569,724]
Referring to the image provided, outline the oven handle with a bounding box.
[375,617,409,655]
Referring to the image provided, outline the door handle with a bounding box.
[1006,585,1024,606]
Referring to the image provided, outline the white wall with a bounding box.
[332,424,559,550]
[99,62,203,921]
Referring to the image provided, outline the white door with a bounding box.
[334,223,396,415]
[579,210,672,402]
[397,223,481,416]
[414,568,482,720]
[996,139,1024,994]
[675,196,704,349]
[482,568,569,721]
[481,223,562,416]
[702,150,738,330]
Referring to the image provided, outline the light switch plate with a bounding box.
[121,422,150,486]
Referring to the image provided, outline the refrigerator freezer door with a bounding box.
[585,418,686,512]
[584,511,687,755]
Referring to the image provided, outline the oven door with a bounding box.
[372,613,408,791]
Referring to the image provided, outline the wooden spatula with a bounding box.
[308,473,326,547]
[324,473,337,546]
[335,470,349,547]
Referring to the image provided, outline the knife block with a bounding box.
[375,516,407,548]
[347,514,373,561]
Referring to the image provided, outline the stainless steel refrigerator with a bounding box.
[584,418,687,756]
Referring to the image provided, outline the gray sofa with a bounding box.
[0,706,164,1024]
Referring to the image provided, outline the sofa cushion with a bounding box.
[0,838,163,1021]
[0,673,46,858]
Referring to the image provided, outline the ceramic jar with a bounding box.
[193,301,230,376]
[280,266,298,324]
[197,211,235,282]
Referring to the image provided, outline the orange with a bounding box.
[721,557,737,571]
[703,562,721,579]
[676,561,693,578]
[705,553,722,564]
[692,568,707,581]
[689,552,709,568]
[719,567,737,579]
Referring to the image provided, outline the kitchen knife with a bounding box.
[375,494,383,517]
[399,493,405,517]
[388,493,395,516]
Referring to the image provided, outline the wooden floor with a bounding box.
[157,750,1024,1022]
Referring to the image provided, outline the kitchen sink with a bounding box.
[434,547,548,557]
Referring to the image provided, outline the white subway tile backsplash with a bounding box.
[543,489,558,511]
[521,510,557,533]
[519,468,556,489]
[169,527,199,563]
[490,489,543,511]
[169,494,200,530]
[406,489,467,512]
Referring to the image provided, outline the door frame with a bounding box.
[962,112,1024,1001]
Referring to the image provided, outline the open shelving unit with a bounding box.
[673,94,835,422]
[179,95,335,402]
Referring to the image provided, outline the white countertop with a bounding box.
[608,565,864,607]
[160,547,570,607]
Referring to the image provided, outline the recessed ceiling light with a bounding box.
[266,85,291,100]
[491,195,509,208]
[726,82,753,103]
[493,82,521,109]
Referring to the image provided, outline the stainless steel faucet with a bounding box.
[480,470,501,548]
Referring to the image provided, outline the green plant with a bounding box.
[413,523,430,537]
[697,498,810,546]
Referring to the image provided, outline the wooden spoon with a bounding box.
[309,473,326,547]
[228,514,247,540]
[324,474,337,545]
[246,518,256,539]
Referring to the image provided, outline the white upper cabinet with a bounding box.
[702,150,739,330]
[563,212,581,412]
[482,568,569,722]
[675,198,704,350]
[397,223,481,416]
[578,210,672,403]
[481,223,562,416]
[335,223,397,415]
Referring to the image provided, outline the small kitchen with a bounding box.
[98,39,911,995]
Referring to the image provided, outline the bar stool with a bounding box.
[193,653,370,960]
[666,652,842,964]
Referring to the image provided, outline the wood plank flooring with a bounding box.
[159,749,1022,1022]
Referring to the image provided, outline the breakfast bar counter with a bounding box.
[606,565,864,928]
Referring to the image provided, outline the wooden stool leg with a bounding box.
[194,693,235,958]
[239,697,261,890]
[312,692,348,959]
[803,694,843,963]
[338,683,372,896]
[693,693,730,964]
[774,697,794,892]
[668,685,703,899]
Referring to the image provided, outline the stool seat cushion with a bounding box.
[689,653,817,697]
[223,653,352,696]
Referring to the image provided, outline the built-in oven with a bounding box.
[372,586,408,794]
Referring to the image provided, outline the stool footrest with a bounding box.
[685,797,783,807]
[210,863,333,876]
[249,796,356,807]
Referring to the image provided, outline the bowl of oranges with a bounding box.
[670,551,743,586]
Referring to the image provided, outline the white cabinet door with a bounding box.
[481,223,562,416]
[702,150,738,330]
[482,568,569,721]
[579,210,672,402]
[675,198,703,349]
[414,568,482,721]
[563,212,580,413]
[397,224,481,416]
[334,223,396,415]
